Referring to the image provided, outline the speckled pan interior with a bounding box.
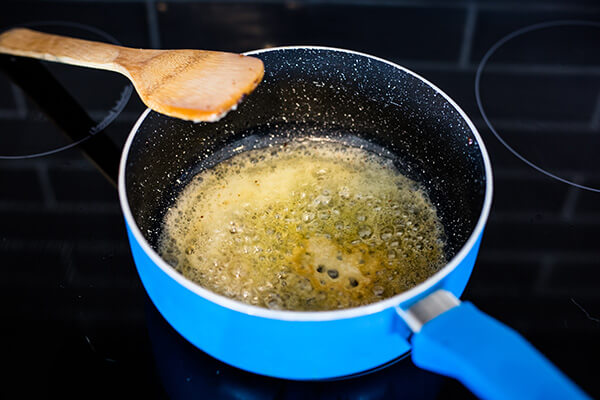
[124,48,486,262]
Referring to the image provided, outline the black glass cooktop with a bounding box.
[0,1,598,399]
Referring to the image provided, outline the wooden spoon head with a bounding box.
[122,49,264,122]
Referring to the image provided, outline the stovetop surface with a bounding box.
[0,1,598,399]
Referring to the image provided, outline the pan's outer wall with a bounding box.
[120,47,491,379]
[126,223,482,379]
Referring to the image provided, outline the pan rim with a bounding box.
[118,46,493,322]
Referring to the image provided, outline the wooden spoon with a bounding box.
[0,28,264,122]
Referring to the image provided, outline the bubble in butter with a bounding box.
[159,138,446,311]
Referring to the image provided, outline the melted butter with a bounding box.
[159,138,446,311]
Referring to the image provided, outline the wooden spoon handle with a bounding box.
[0,28,130,74]
[0,28,264,122]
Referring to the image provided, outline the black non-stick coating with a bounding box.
[124,48,487,261]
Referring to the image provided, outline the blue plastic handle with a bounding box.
[411,302,590,400]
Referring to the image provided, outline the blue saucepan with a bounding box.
[118,47,588,399]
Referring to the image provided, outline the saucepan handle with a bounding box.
[398,290,590,400]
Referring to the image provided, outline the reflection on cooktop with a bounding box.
[145,297,446,400]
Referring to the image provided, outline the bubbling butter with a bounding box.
[159,138,446,311]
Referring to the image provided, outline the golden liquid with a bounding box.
[159,138,446,311]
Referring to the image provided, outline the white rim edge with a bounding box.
[118,46,493,322]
